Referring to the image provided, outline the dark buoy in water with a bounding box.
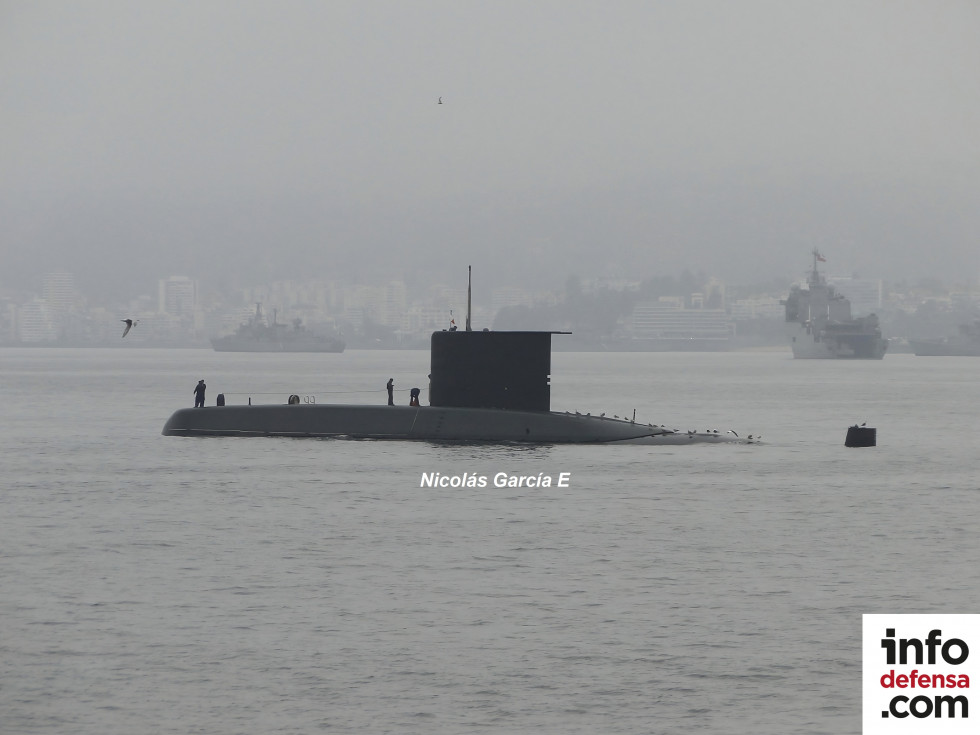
[845,424,876,447]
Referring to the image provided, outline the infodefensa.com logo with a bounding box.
[864,614,979,733]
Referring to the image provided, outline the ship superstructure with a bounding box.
[211,304,345,353]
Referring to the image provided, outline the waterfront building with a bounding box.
[17,299,58,342]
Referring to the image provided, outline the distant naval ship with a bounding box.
[781,251,887,359]
[211,304,345,353]
[909,320,980,356]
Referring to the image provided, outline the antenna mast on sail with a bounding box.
[466,265,472,332]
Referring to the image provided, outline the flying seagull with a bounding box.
[121,319,139,337]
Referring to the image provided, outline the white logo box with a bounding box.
[863,614,979,734]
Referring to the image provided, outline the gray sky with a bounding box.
[2,1,979,297]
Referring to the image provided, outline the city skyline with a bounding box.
[4,259,976,347]
[3,247,977,310]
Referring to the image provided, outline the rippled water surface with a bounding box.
[1,347,978,734]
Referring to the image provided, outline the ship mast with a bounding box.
[810,249,825,287]
[465,265,472,332]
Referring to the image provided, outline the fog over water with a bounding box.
[2,1,979,296]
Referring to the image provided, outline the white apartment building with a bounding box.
[158,276,197,317]
[829,276,883,317]
[42,271,77,319]
[17,299,58,342]
[491,287,533,316]
[729,297,784,320]
[629,300,732,339]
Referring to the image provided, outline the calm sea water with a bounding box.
[1,347,977,734]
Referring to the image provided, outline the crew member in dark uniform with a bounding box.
[386,378,394,406]
[194,379,207,407]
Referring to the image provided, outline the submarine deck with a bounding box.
[161,403,744,444]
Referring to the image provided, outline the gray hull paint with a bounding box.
[787,323,888,359]
[909,339,980,356]
[161,404,746,444]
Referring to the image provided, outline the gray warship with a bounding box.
[165,270,754,445]
[781,250,887,359]
[909,320,980,356]
[211,304,345,353]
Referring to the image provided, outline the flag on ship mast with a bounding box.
[816,251,826,262]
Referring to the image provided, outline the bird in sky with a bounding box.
[121,319,139,337]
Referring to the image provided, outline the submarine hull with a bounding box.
[161,404,744,444]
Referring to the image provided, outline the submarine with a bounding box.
[162,270,753,445]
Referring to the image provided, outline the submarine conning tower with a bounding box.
[429,330,566,411]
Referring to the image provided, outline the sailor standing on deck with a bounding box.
[386,378,394,406]
[194,379,207,407]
